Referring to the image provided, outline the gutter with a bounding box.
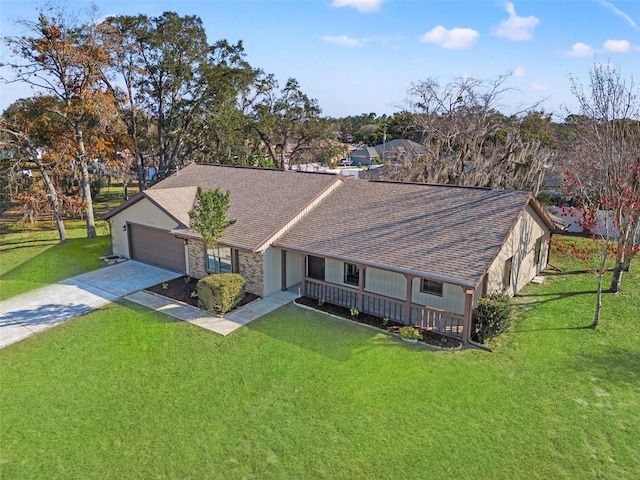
[275,244,478,289]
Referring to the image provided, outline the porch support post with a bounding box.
[404,274,414,325]
[358,265,366,311]
[462,288,474,344]
[281,250,287,291]
[302,255,307,297]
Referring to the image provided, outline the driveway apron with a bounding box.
[0,261,181,349]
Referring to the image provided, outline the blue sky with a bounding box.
[1,0,639,119]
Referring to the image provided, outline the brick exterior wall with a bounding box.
[188,241,264,297]
[188,240,207,279]
[238,251,264,297]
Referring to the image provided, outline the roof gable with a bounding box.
[145,164,343,251]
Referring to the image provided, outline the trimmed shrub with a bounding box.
[473,293,512,343]
[196,273,246,315]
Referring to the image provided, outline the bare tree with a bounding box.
[566,64,640,293]
[396,74,551,193]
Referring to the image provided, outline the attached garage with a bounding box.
[128,223,186,273]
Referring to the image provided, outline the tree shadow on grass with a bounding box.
[0,240,60,252]
[570,347,640,392]
[514,289,599,310]
[511,324,594,333]
[543,270,593,276]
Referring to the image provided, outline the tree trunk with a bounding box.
[609,262,624,294]
[610,255,634,293]
[592,252,608,328]
[74,125,97,238]
[592,274,603,328]
[33,154,67,243]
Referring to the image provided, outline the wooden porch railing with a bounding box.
[409,305,464,339]
[304,278,463,339]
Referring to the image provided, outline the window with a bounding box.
[307,256,325,281]
[503,257,513,290]
[207,245,232,273]
[420,279,443,296]
[344,263,360,286]
[534,236,543,271]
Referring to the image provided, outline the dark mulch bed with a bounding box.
[295,296,462,349]
[146,276,260,310]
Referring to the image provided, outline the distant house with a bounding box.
[374,138,428,164]
[105,164,553,343]
[350,147,379,166]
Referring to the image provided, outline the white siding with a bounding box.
[263,246,282,297]
[486,204,550,296]
[411,279,466,315]
[364,268,406,301]
[321,259,475,315]
[326,261,407,301]
[109,198,179,258]
[325,258,346,286]
[285,251,303,288]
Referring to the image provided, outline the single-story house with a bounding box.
[105,164,554,343]
[374,138,428,164]
[350,147,380,166]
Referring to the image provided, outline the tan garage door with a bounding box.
[128,223,186,272]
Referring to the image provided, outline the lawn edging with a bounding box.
[293,298,463,351]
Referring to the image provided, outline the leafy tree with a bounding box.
[249,76,329,168]
[3,4,119,238]
[102,12,256,179]
[565,64,640,294]
[188,187,236,272]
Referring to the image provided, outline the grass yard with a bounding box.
[0,185,132,299]
[1,237,639,479]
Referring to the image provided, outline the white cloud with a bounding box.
[565,42,595,57]
[603,39,631,52]
[331,0,383,13]
[322,35,362,47]
[599,1,639,30]
[514,66,525,77]
[493,2,540,41]
[420,25,479,49]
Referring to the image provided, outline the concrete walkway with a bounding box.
[124,287,299,336]
[0,259,299,349]
[0,261,182,349]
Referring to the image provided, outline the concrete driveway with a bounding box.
[0,261,182,349]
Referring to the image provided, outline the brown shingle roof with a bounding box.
[274,180,540,287]
[145,186,197,226]
[147,164,342,251]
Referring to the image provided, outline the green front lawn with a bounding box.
[0,185,127,299]
[1,238,639,479]
[0,220,111,300]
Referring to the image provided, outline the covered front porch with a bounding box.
[278,249,476,343]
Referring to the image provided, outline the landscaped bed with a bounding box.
[294,296,462,349]
[145,275,260,310]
